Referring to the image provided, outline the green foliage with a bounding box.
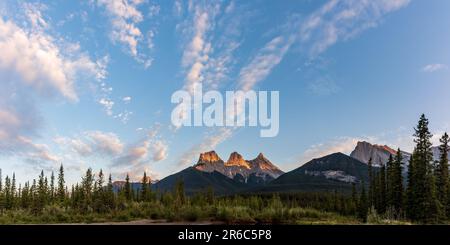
[436,132,450,218]
[407,114,441,223]
[357,182,368,222]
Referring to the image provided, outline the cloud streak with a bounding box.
[96,0,153,67]
[299,0,411,56]
[422,63,448,73]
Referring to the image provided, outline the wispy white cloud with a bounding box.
[122,96,132,103]
[173,0,183,17]
[148,4,160,18]
[55,131,124,158]
[0,15,105,101]
[237,35,294,91]
[20,136,61,171]
[54,137,92,157]
[181,3,218,93]
[111,125,168,180]
[96,0,153,67]
[422,63,448,73]
[113,124,167,166]
[0,3,106,170]
[97,0,143,56]
[86,131,124,156]
[308,76,340,95]
[299,0,411,56]
[98,98,115,116]
[114,110,133,124]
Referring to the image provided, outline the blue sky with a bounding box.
[1,0,450,184]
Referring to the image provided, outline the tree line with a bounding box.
[355,114,450,223]
[0,166,162,214]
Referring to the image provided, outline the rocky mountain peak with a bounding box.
[350,141,411,166]
[225,152,250,168]
[198,150,222,164]
[248,153,284,176]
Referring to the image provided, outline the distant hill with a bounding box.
[254,152,371,193]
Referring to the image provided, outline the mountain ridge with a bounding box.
[194,151,284,183]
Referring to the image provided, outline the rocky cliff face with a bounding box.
[225,152,251,169]
[350,141,411,166]
[198,151,222,164]
[194,151,284,182]
[350,141,450,167]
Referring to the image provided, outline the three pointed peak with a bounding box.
[197,151,267,164]
[195,150,284,179]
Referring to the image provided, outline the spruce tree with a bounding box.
[57,164,65,204]
[392,149,404,215]
[124,173,132,201]
[93,169,105,212]
[50,171,55,203]
[4,176,11,209]
[386,155,394,209]
[11,173,16,209]
[436,132,449,217]
[21,182,30,209]
[408,114,441,222]
[368,158,374,207]
[106,174,115,210]
[81,168,94,212]
[37,170,47,210]
[140,172,149,202]
[406,152,416,220]
[357,182,368,222]
[377,163,387,214]
[30,179,38,213]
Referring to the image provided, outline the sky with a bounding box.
[1,0,450,185]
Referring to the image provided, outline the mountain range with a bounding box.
[118,141,450,195]
[152,150,369,195]
[194,151,284,184]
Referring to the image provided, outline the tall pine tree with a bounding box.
[50,171,55,203]
[57,164,65,204]
[377,163,387,214]
[392,149,404,215]
[81,168,94,212]
[124,173,132,201]
[357,182,368,222]
[436,132,449,218]
[140,172,149,202]
[368,158,374,208]
[386,155,394,209]
[106,174,115,210]
[407,114,441,222]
